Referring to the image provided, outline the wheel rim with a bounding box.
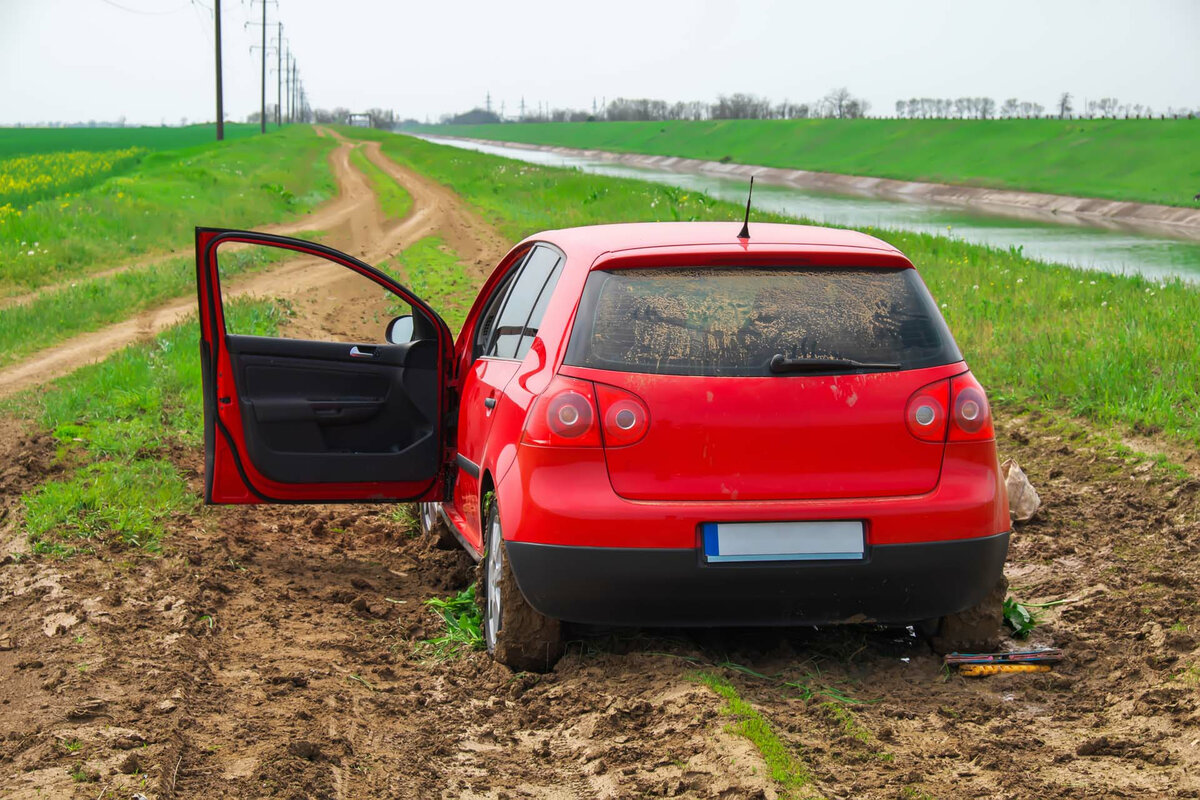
[485,512,503,653]
[420,502,436,534]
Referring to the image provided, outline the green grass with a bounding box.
[13,300,286,557]
[695,672,819,798]
[0,123,261,159]
[423,118,1200,207]
[0,125,335,296]
[348,131,1200,450]
[348,144,412,221]
[419,584,484,659]
[385,236,474,333]
[0,246,293,368]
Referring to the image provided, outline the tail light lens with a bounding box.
[521,375,602,447]
[905,379,949,442]
[949,372,994,441]
[595,383,650,447]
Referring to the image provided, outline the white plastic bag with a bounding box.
[1002,458,1040,523]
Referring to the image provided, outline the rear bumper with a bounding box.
[507,530,1010,626]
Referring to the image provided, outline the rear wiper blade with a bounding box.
[768,354,901,374]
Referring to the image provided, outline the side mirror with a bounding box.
[385,314,414,344]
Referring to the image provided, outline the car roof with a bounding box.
[522,221,904,264]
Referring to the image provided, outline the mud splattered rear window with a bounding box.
[564,267,961,376]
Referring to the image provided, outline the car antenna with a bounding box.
[737,176,754,240]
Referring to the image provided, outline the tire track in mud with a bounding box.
[0,130,510,400]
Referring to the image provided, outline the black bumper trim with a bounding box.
[506,531,1010,627]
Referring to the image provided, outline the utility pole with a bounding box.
[486,91,491,114]
[276,23,283,126]
[259,0,266,133]
[286,52,293,123]
[214,0,224,140]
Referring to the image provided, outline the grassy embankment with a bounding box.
[0,126,336,364]
[425,118,1200,206]
[355,129,1199,452]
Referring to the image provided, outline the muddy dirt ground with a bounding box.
[0,408,1197,799]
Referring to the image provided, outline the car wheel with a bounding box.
[419,502,457,549]
[927,574,1008,654]
[482,501,562,672]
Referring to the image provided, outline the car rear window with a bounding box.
[564,267,961,376]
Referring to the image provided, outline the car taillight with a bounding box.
[905,379,950,442]
[949,372,994,441]
[595,383,650,447]
[521,375,602,447]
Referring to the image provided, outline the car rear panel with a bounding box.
[561,264,965,502]
[560,365,962,500]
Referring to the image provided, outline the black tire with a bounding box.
[419,502,458,550]
[482,501,562,672]
[928,574,1008,654]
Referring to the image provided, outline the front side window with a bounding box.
[484,245,563,359]
[565,266,961,376]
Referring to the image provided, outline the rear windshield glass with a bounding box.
[564,267,961,376]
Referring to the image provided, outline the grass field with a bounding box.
[343,128,1200,450]
[0,123,260,159]
[0,126,335,296]
[385,236,474,333]
[423,118,1200,207]
[13,299,285,556]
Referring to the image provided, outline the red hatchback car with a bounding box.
[195,221,1010,670]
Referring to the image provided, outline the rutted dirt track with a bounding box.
[0,128,506,399]
[0,133,1198,799]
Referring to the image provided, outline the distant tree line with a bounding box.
[437,88,873,125]
[894,93,1189,120]
[430,88,1197,126]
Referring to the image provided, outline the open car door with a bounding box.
[195,227,454,504]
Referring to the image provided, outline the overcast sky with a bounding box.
[2,0,1197,125]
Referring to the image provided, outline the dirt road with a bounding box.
[0,132,1197,799]
[0,129,506,399]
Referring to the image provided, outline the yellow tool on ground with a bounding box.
[958,664,1052,677]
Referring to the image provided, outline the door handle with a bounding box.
[483,396,497,409]
[349,345,376,359]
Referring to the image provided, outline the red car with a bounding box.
[194,221,1010,671]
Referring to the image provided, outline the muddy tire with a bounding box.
[419,502,458,550]
[928,574,1008,654]
[482,501,562,672]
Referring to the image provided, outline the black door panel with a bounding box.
[226,334,439,484]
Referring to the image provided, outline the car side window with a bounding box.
[473,251,527,360]
[484,245,563,359]
[513,257,564,360]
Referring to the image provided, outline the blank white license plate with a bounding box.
[702,521,865,563]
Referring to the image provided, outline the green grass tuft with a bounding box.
[695,671,819,798]
[384,235,475,333]
[419,584,484,659]
[24,459,192,554]
[348,145,412,221]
